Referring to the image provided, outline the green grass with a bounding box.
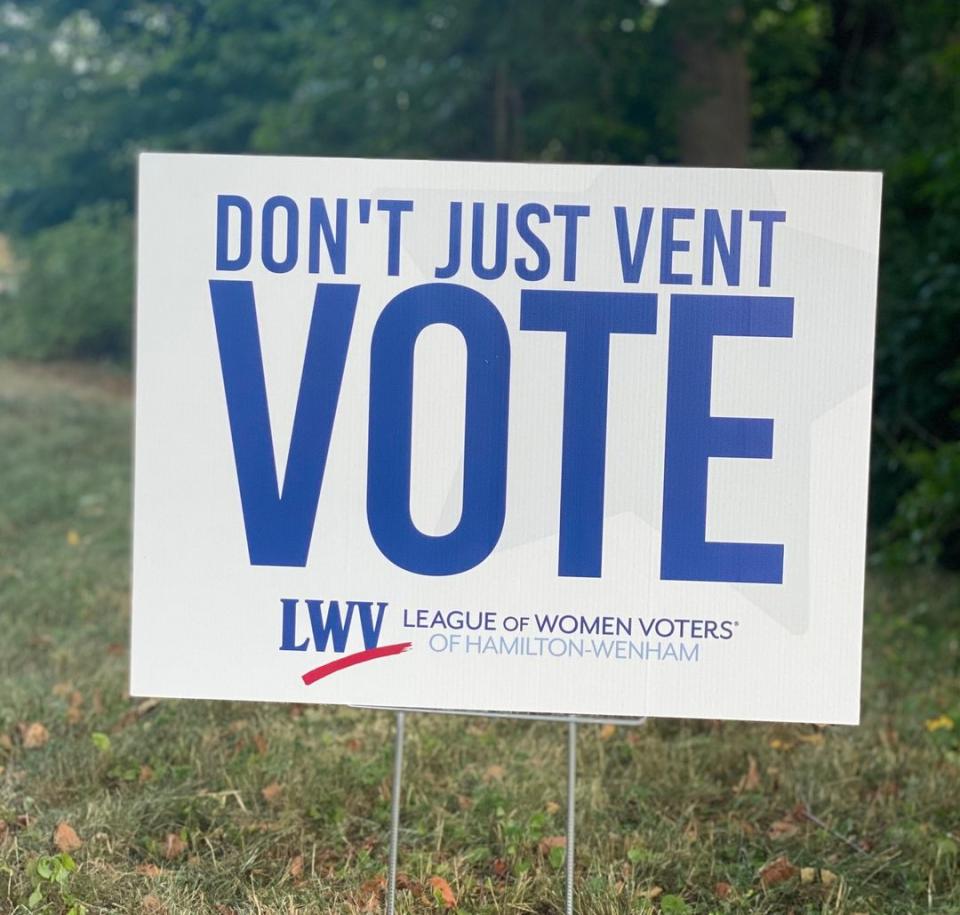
[1,359,959,914]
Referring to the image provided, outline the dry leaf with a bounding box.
[483,764,505,782]
[115,698,161,731]
[639,885,663,900]
[800,867,816,884]
[736,754,761,792]
[545,800,561,815]
[261,782,283,803]
[820,868,838,885]
[289,854,304,879]
[492,857,508,878]
[925,714,955,733]
[360,875,386,912]
[53,821,82,853]
[767,818,800,840]
[253,733,268,755]
[599,723,616,740]
[137,864,162,877]
[66,529,80,546]
[759,856,798,888]
[768,737,794,751]
[797,732,826,747]
[429,876,457,908]
[20,722,49,749]
[162,833,186,859]
[142,894,167,914]
[139,765,154,783]
[713,881,733,899]
[539,835,566,855]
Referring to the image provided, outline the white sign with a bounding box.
[132,153,882,724]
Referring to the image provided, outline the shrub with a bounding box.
[0,202,133,361]
[876,441,960,569]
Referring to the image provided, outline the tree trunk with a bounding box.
[675,8,750,167]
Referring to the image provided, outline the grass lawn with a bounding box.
[0,359,958,915]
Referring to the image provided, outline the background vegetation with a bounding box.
[1,0,958,565]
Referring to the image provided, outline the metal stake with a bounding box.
[387,711,405,915]
[566,719,577,915]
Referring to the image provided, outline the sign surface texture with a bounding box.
[132,153,882,724]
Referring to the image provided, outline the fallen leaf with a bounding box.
[492,857,508,878]
[768,818,800,840]
[115,698,161,731]
[253,733,268,755]
[925,714,955,733]
[261,782,283,803]
[53,821,82,853]
[137,864,162,877]
[736,754,761,792]
[639,885,663,900]
[142,894,167,914]
[289,854,304,879]
[797,732,825,747]
[599,723,616,740]
[768,737,794,751]
[759,856,798,888]
[429,875,457,908]
[483,764,505,782]
[214,907,237,915]
[162,833,186,859]
[820,868,838,885]
[545,800,561,815]
[800,866,816,884]
[457,794,473,810]
[539,835,566,855]
[20,722,49,749]
[17,813,36,828]
[66,529,80,546]
[713,881,733,899]
[359,874,386,911]
[139,765,154,783]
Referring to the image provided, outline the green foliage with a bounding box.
[0,202,132,360]
[0,0,957,561]
[876,442,960,568]
[27,852,85,913]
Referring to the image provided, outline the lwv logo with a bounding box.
[279,598,411,684]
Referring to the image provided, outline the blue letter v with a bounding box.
[209,280,359,566]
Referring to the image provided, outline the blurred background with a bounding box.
[1,0,957,570]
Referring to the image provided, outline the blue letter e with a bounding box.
[660,293,793,584]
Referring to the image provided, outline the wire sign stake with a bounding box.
[381,710,644,915]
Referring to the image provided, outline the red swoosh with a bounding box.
[301,642,412,685]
